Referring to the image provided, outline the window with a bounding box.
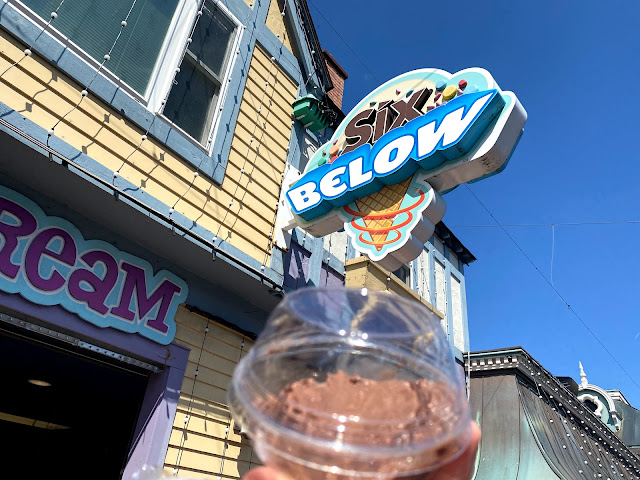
[392,264,411,286]
[584,399,598,413]
[449,250,459,271]
[433,236,445,256]
[162,2,238,146]
[320,263,344,287]
[21,0,242,150]
[26,0,180,96]
[299,131,319,173]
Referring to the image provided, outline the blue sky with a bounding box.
[310,0,640,406]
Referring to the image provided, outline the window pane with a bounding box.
[163,2,237,146]
[26,0,179,95]
[393,265,409,285]
[449,250,459,270]
[190,3,235,78]
[163,56,219,144]
[433,236,445,256]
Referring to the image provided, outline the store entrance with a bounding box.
[0,326,150,480]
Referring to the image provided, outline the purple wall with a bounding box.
[320,263,345,287]
[283,241,311,289]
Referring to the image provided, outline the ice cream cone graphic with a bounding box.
[353,178,412,251]
[341,171,446,269]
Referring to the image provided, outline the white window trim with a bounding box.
[150,0,244,152]
[11,0,243,155]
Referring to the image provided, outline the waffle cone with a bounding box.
[354,178,412,251]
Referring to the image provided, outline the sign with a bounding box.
[285,68,526,270]
[0,186,188,345]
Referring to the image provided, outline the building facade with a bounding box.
[0,1,474,478]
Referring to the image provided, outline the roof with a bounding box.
[468,347,640,479]
[435,222,477,265]
[615,401,640,449]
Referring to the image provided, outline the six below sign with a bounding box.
[284,68,527,271]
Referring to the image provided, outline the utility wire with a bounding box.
[550,224,555,286]
[450,220,640,228]
[464,184,640,393]
[306,0,380,84]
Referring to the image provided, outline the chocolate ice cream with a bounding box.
[254,371,468,479]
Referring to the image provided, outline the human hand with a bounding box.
[242,421,480,480]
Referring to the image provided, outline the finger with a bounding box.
[430,421,481,480]
[242,466,292,480]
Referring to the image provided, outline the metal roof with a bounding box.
[468,348,640,479]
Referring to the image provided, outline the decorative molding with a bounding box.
[579,393,605,417]
[578,384,623,432]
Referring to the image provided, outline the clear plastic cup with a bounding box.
[228,287,471,479]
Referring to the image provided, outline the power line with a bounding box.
[306,0,380,84]
[450,220,640,228]
[464,184,640,393]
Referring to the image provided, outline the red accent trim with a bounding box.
[344,190,426,250]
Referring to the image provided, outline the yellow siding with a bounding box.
[265,0,297,57]
[344,257,444,318]
[0,32,297,264]
[165,307,260,478]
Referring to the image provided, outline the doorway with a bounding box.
[0,325,150,479]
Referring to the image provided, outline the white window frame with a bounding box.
[392,264,411,287]
[150,0,244,151]
[11,0,243,154]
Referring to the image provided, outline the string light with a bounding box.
[526,356,640,478]
[47,0,138,145]
[158,1,298,472]
[213,3,289,275]
[326,233,332,266]
[420,248,430,300]
[305,0,380,85]
[0,0,66,79]
[255,7,303,276]
[465,184,640,395]
[114,0,207,183]
[173,318,210,475]
[216,336,247,479]
[32,0,316,293]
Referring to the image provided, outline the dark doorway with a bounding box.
[0,327,149,479]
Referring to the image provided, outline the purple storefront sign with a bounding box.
[0,184,192,479]
[0,186,188,345]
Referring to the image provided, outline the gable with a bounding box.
[265,0,299,59]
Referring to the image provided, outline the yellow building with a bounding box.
[0,1,472,478]
[0,0,346,478]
